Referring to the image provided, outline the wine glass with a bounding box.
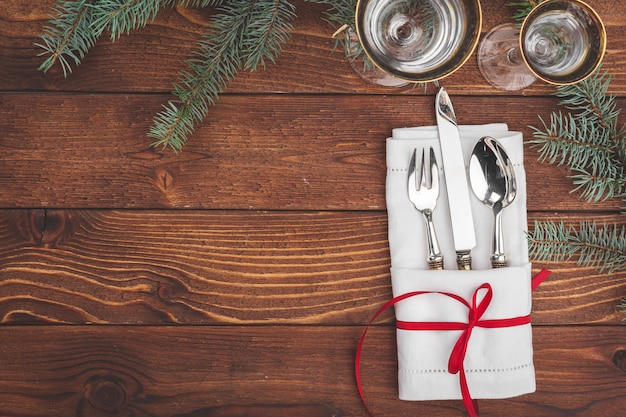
[353,0,482,85]
[478,0,606,91]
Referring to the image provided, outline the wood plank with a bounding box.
[0,209,623,325]
[0,209,395,325]
[2,0,626,95]
[0,93,622,211]
[2,4,624,417]
[0,325,623,416]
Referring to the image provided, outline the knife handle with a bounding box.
[456,252,472,270]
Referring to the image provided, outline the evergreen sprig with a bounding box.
[149,0,296,151]
[90,0,171,41]
[37,0,100,77]
[528,221,626,274]
[527,70,626,206]
[526,71,626,317]
[38,0,296,152]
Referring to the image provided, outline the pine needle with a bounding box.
[36,0,99,77]
[242,0,296,71]
[37,0,296,151]
[527,69,626,207]
[528,221,626,274]
[176,0,223,6]
[506,0,544,22]
[37,0,177,76]
[148,0,296,152]
[90,0,169,41]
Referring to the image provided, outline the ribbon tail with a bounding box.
[355,294,402,417]
[355,325,376,417]
[460,368,479,417]
[531,268,551,291]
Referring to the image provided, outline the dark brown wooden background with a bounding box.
[1,1,625,416]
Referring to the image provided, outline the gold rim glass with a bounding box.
[478,0,606,90]
[520,0,606,85]
[355,0,482,83]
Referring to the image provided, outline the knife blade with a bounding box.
[435,87,475,270]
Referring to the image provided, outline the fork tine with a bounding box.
[428,146,439,196]
[419,148,429,191]
[408,148,417,193]
[409,148,417,177]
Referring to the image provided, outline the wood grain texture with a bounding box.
[0,209,623,326]
[0,325,623,417]
[0,93,623,211]
[1,1,625,95]
[0,209,391,325]
[1,0,625,415]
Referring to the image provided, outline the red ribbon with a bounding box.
[356,268,551,417]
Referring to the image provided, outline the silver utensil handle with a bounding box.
[423,211,444,270]
[491,259,507,268]
[456,251,472,270]
[491,207,507,268]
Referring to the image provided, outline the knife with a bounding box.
[435,87,476,270]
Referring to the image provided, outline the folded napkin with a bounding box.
[385,124,536,403]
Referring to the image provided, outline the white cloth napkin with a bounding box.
[386,124,536,401]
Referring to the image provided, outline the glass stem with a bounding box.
[507,47,524,66]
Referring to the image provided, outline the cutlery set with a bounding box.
[409,88,517,270]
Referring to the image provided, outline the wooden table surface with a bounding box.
[1,1,625,416]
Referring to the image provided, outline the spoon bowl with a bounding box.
[469,136,517,268]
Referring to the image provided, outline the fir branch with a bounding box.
[149,5,246,152]
[570,165,625,203]
[89,0,169,41]
[555,71,622,132]
[39,0,296,151]
[36,0,99,77]
[529,112,614,171]
[37,0,174,75]
[242,0,296,71]
[528,221,626,274]
[527,70,626,205]
[149,0,296,152]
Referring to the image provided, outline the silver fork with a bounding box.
[408,147,444,270]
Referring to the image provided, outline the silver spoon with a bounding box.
[469,136,517,268]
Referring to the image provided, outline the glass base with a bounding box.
[347,29,409,88]
[477,23,537,91]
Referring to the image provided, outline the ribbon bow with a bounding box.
[355,269,550,417]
